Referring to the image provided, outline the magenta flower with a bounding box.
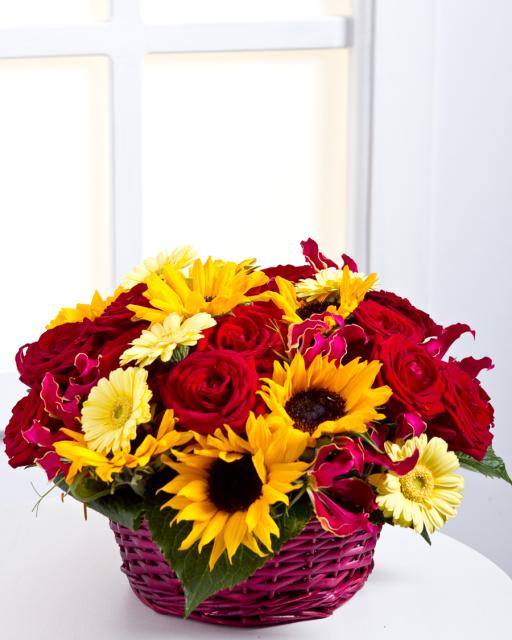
[25,354,100,480]
[308,436,419,537]
[288,312,367,366]
[300,237,359,272]
[308,440,379,537]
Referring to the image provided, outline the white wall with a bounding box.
[371,0,512,574]
[428,0,512,575]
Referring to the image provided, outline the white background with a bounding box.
[371,0,512,575]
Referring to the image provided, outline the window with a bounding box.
[0,0,374,422]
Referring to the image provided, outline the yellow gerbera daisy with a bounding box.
[46,290,114,330]
[120,311,216,367]
[55,410,191,484]
[81,367,153,456]
[369,434,464,534]
[259,352,392,439]
[128,257,268,323]
[120,246,198,290]
[159,413,310,569]
[263,266,377,324]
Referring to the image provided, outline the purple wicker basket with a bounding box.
[110,518,380,627]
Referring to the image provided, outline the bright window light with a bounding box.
[0,57,111,369]
[0,0,109,28]
[143,50,349,267]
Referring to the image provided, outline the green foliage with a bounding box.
[456,446,512,486]
[419,527,432,546]
[146,492,313,616]
[55,476,145,530]
[170,345,189,363]
[85,489,146,530]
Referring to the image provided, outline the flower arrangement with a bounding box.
[4,239,510,623]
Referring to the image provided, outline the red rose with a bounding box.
[197,303,284,375]
[263,264,313,289]
[366,290,441,340]
[353,299,427,343]
[98,323,147,377]
[429,360,494,460]
[93,283,148,335]
[373,335,445,420]
[16,320,98,387]
[156,350,259,434]
[4,386,46,467]
[249,264,314,295]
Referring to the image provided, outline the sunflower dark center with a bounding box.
[285,388,345,434]
[208,455,263,513]
[297,301,332,320]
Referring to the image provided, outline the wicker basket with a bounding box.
[110,518,380,627]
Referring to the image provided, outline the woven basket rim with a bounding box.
[110,517,381,627]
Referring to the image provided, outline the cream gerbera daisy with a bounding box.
[261,267,376,324]
[120,312,216,367]
[369,434,464,534]
[295,266,378,317]
[259,352,392,439]
[159,413,310,570]
[81,367,153,455]
[121,246,198,290]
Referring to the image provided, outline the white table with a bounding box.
[1,459,511,640]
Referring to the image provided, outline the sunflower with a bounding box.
[259,352,392,439]
[121,246,198,290]
[369,434,464,534]
[46,289,114,329]
[158,413,310,569]
[81,367,153,456]
[263,266,376,324]
[55,410,191,484]
[128,257,268,323]
[120,311,216,367]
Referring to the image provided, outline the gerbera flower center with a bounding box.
[208,455,263,513]
[399,464,435,502]
[285,388,345,434]
[297,301,333,320]
[110,397,132,428]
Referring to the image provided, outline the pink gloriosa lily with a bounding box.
[288,312,367,366]
[308,436,419,537]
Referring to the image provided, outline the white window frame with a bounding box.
[0,0,376,420]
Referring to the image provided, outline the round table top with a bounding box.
[2,460,511,640]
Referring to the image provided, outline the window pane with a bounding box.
[141,0,351,24]
[0,0,109,27]
[0,57,111,370]
[143,50,348,267]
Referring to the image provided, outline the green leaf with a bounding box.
[55,477,145,530]
[54,474,110,502]
[456,446,512,486]
[419,527,432,546]
[170,345,189,363]
[86,489,146,529]
[146,492,313,616]
[277,491,313,541]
